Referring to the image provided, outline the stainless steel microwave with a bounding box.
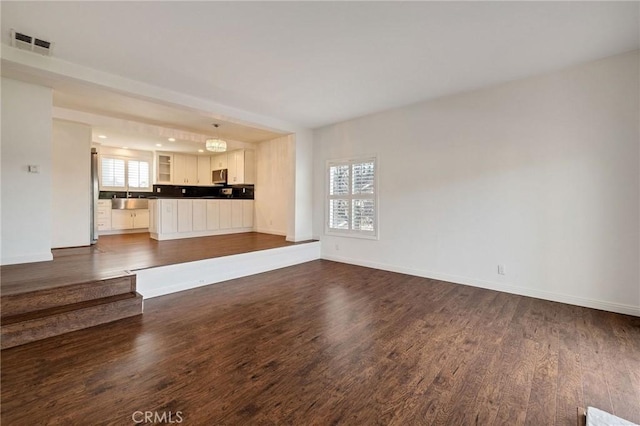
[212,169,227,185]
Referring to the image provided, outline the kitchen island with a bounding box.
[149,198,254,241]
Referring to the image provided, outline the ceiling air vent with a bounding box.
[10,29,53,56]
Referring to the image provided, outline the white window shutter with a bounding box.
[100,155,150,190]
[127,160,150,189]
[326,158,377,238]
[352,161,375,194]
[101,157,125,188]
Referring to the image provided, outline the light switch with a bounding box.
[28,165,39,173]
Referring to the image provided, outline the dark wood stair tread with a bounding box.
[2,292,139,325]
[1,275,136,318]
[1,292,143,350]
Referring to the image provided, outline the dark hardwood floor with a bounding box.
[2,260,639,425]
[1,232,303,295]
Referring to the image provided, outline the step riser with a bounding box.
[1,294,142,350]
[1,276,136,318]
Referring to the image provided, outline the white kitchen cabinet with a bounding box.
[197,156,211,185]
[173,154,198,185]
[227,149,255,185]
[135,209,150,228]
[193,200,207,231]
[206,200,220,230]
[177,199,193,232]
[160,199,178,234]
[150,198,254,240]
[157,153,173,184]
[111,209,149,230]
[242,200,254,228]
[231,200,243,229]
[111,210,130,230]
[211,153,228,170]
[219,200,232,229]
[97,200,112,231]
[148,200,157,233]
[133,209,149,229]
[227,151,241,184]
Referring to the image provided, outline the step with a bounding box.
[137,241,321,298]
[1,292,143,350]
[1,275,136,318]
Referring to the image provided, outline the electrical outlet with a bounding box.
[498,264,506,275]
[335,244,340,251]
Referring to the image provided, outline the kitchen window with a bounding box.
[127,160,150,189]
[100,157,126,188]
[100,155,151,191]
[326,157,377,239]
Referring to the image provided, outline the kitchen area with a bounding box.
[43,87,295,255]
[46,99,295,252]
[95,148,258,241]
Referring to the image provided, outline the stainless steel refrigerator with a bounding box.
[90,148,99,244]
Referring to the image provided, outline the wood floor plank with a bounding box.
[2,260,638,425]
[594,311,640,423]
[555,303,585,425]
[494,336,541,425]
[469,296,532,425]
[577,309,615,415]
[608,313,640,423]
[444,291,519,425]
[524,300,561,426]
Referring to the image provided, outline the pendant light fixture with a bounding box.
[205,124,227,152]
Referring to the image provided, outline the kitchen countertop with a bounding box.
[147,196,254,200]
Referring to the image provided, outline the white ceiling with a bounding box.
[53,107,258,155]
[49,83,286,153]
[2,1,638,131]
[54,87,287,144]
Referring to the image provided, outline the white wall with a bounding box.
[1,78,53,265]
[255,135,292,236]
[289,130,314,242]
[52,119,92,248]
[313,51,640,316]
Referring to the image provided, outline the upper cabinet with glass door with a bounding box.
[157,153,173,184]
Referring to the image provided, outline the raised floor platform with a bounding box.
[1,233,320,349]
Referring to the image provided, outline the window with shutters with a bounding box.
[100,155,151,191]
[326,157,377,238]
[100,157,126,189]
[127,160,150,189]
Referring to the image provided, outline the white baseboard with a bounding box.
[137,241,321,299]
[1,251,53,266]
[255,228,287,236]
[286,234,314,243]
[322,254,640,317]
[150,227,254,241]
[99,228,148,236]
